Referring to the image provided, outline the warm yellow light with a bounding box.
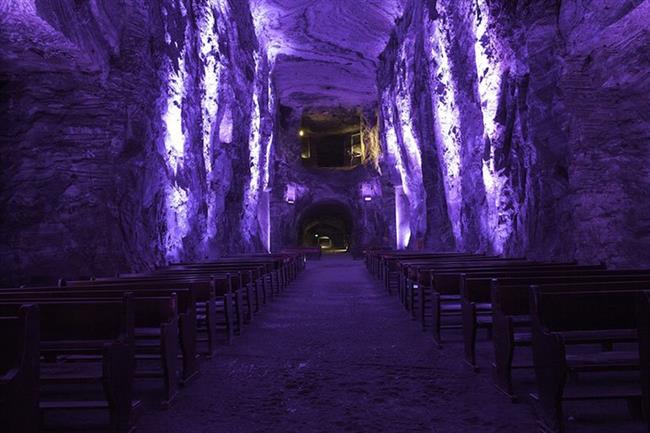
[299,129,305,137]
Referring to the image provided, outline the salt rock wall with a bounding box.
[379,0,650,266]
[270,107,393,255]
[0,0,273,285]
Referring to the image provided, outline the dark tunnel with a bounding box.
[297,201,354,252]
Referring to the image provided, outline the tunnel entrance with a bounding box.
[297,201,353,253]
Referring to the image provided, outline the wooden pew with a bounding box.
[0,304,39,433]
[164,264,268,308]
[457,266,638,370]
[402,257,520,314]
[1,289,181,408]
[529,286,646,433]
[213,254,300,289]
[0,297,137,432]
[3,286,199,385]
[637,292,650,431]
[167,269,254,322]
[398,255,495,302]
[379,252,479,294]
[492,276,650,400]
[412,261,571,346]
[65,275,225,358]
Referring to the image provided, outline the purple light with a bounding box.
[382,92,409,194]
[262,81,275,190]
[426,17,463,244]
[160,38,189,259]
[472,0,515,253]
[165,183,190,261]
[162,53,186,176]
[285,184,296,204]
[395,185,411,249]
[241,51,263,243]
[199,6,221,174]
[219,107,233,143]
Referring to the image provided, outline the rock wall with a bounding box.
[269,106,393,254]
[0,0,273,285]
[378,0,650,266]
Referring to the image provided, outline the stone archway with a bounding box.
[296,200,354,252]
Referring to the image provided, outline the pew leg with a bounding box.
[223,293,235,343]
[235,290,243,335]
[17,305,40,433]
[254,284,261,313]
[5,359,40,433]
[245,285,253,323]
[462,302,479,371]
[267,273,275,301]
[103,342,135,433]
[205,300,218,358]
[179,313,199,385]
[431,293,443,348]
[260,278,266,304]
[626,397,644,420]
[532,331,567,433]
[403,283,408,311]
[420,286,427,331]
[384,270,390,295]
[493,314,516,401]
[410,283,417,319]
[160,321,180,408]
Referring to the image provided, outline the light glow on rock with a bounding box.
[262,82,275,190]
[396,96,422,175]
[165,183,190,261]
[219,107,233,143]
[382,86,421,250]
[162,52,186,176]
[382,92,409,196]
[427,19,463,243]
[242,51,263,242]
[199,5,221,174]
[473,0,502,142]
[395,185,412,249]
[472,0,514,254]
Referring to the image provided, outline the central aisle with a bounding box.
[139,255,535,433]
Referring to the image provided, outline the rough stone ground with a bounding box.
[137,255,539,432]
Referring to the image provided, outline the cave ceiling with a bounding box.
[251,0,406,111]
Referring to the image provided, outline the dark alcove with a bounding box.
[297,201,354,252]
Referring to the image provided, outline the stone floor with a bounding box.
[137,254,542,433]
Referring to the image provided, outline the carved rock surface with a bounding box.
[377,0,650,266]
[0,0,270,285]
[252,0,406,108]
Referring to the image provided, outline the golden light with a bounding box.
[299,129,305,137]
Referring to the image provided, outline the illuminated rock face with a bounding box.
[377,0,650,265]
[0,0,273,283]
[1,0,648,284]
[268,107,393,256]
[251,0,406,109]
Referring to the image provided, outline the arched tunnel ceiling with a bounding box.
[251,0,406,109]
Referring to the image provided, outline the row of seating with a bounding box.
[0,252,305,433]
[365,249,650,433]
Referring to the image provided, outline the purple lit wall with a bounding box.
[377,0,650,265]
[0,0,274,284]
[156,0,274,262]
[1,0,648,283]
